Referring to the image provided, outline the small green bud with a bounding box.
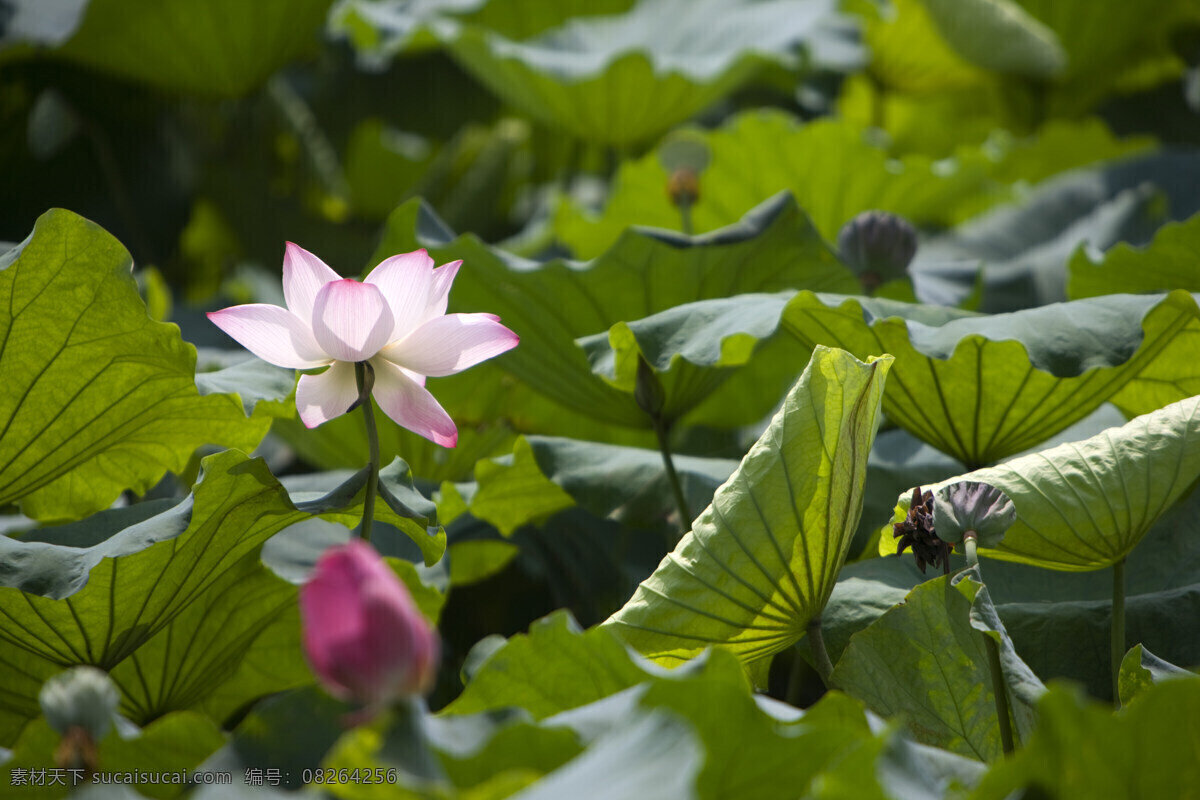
[837,211,918,292]
[635,355,666,417]
[40,667,120,742]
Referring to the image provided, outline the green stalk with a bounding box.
[1112,557,1126,708]
[965,532,1015,755]
[678,200,693,236]
[653,418,692,538]
[806,616,835,689]
[355,361,381,543]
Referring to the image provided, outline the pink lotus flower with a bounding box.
[207,243,518,446]
[300,540,439,708]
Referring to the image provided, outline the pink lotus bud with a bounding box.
[300,540,439,709]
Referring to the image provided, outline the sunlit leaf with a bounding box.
[1118,644,1197,707]
[880,395,1200,571]
[604,346,891,665]
[1068,211,1200,299]
[0,210,273,521]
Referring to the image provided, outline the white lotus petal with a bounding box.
[381,313,518,377]
[365,250,434,342]
[370,358,457,447]
[311,280,395,362]
[283,242,341,326]
[421,259,462,324]
[296,361,360,428]
[207,304,330,368]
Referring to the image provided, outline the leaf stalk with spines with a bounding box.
[806,616,835,689]
[354,361,381,542]
[964,530,1015,755]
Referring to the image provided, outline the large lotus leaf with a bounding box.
[2,711,225,799]
[1015,0,1196,115]
[374,193,856,427]
[846,0,992,95]
[0,210,274,521]
[443,435,737,537]
[880,395,1200,571]
[1069,212,1200,299]
[556,112,996,258]
[443,610,741,719]
[0,449,443,673]
[783,289,1200,468]
[1118,644,1197,707]
[832,567,1044,761]
[107,552,310,727]
[603,347,891,665]
[969,681,1200,800]
[918,151,1200,312]
[439,0,859,145]
[919,0,1065,78]
[581,292,818,427]
[2,0,332,96]
[330,0,635,59]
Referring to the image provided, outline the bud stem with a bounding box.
[678,199,693,236]
[652,417,692,541]
[355,361,381,543]
[964,531,1015,755]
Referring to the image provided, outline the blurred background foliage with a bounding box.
[5,0,1200,705]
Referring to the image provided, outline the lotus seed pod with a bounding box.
[837,211,918,291]
[39,667,120,742]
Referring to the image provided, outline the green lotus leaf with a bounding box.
[881,395,1200,571]
[1069,211,1200,299]
[556,111,996,258]
[580,292,816,427]
[443,434,737,536]
[782,289,1200,468]
[330,0,636,59]
[832,567,1044,762]
[603,346,891,665]
[374,193,855,427]
[919,152,1200,312]
[1118,644,1198,707]
[0,449,444,673]
[0,210,275,521]
[919,0,1065,78]
[4,0,332,96]
[969,680,1200,799]
[439,0,860,145]
[107,552,309,727]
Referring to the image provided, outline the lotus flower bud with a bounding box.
[40,667,120,742]
[300,540,439,710]
[659,132,709,209]
[837,211,918,292]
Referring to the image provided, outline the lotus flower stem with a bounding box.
[965,531,1015,755]
[1112,557,1126,707]
[806,616,835,688]
[653,419,692,538]
[678,201,693,236]
[355,361,381,542]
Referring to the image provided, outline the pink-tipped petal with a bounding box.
[311,280,395,362]
[380,313,519,377]
[283,242,342,326]
[370,358,458,447]
[365,250,435,342]
[296,361,360,428]
[207,304,330,368]
[421,260,462,324]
